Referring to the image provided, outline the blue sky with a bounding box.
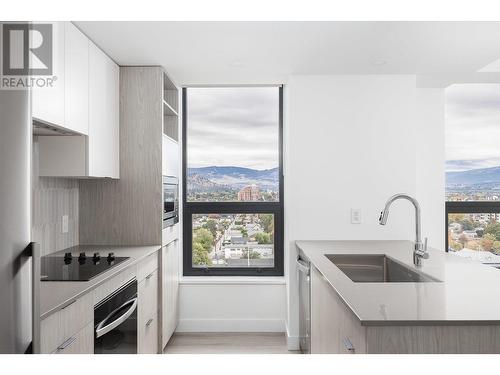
[446,84,500,172]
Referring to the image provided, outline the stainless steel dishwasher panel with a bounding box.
[297,252,310,354]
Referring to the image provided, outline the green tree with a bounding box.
[459,219,475,231]
[193,228,214,252]
[458,233,468,248]
[480,233,496,252]
[192,242,211,266]
[485,222,500,241]
[203,219,218,238]
[254,232,272,244]
[259,214,274,234]
[248,251,261,259]
[449,241,463,251]
[493,241,500,253]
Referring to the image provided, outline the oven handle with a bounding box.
[95,297,138,338]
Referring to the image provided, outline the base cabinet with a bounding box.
[137,252,160,354]
[162,239,179,349]
[53,323,94,354]
[310,266,366,354]
[138,269,159,354]
[310,265,500,354]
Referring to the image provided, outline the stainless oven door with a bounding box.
[163,176,179,227]
[94,280,138,354]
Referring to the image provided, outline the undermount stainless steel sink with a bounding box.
[325,254,439,283]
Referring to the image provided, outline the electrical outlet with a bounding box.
[62,215,69,233]
[351,208,362,224]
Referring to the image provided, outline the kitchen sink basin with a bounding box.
[325,254,439,283]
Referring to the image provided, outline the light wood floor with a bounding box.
[164,333,298,354]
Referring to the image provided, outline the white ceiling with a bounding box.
[75,21,500,85]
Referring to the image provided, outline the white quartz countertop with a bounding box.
[296,240,500,325]
[39,245,161,320]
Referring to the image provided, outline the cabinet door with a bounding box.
[53,323,94,354]
[88,41,120,178]
[32,22,65,126]
[162,240,179,348]
[138,270,159,354]
[64,22,88,135]
[310,266,341,353]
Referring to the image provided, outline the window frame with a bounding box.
[182,86,284,276]
[445,201,500,251]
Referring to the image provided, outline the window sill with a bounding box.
[179,276,286,285]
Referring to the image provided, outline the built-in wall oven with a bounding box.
[94,279,138,354]
[163,176,179,228]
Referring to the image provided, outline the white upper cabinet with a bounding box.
[88,41,120,178]
[64,22,89,135]
[32,22,65,127]
[37,22,120,179]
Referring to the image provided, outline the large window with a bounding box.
[445,84,500,267]
[183,86,283,276]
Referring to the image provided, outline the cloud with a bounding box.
[186,87,280,170]
[446,83,500,171]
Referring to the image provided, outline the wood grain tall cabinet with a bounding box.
[79,66,180,353]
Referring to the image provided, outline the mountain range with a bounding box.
[187,166,279,192]
[446,166,500,189]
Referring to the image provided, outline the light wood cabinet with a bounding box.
[40,292,93,354]
[161,240,179,349]
[137,252,159,353]
[53,323,94,354]
[310,265,366,354]
[138,269,159,354]
[310,264,500,354]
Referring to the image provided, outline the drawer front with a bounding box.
[53,322,94,354]
[41,292,93,354]
[138,311,158,354]
[93,266,136,305]
[138,270,158,354]
[162,223,179,246]
[137,252,159,282]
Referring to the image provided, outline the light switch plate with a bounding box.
[62,214,69,233]
[351,208,362,224]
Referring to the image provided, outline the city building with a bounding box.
[237,184,261,201]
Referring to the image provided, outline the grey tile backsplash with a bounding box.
[32,138,79,256]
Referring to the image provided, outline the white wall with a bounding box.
[284,75,445,348]
[176,75,445,342]
[177,281,286,332]
[415,88,445,249]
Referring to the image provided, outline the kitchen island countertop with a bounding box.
[296,240,500,325]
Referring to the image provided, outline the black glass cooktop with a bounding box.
[41,253,129,281]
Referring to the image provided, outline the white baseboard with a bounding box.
[286,328,300,351]
[176,319,286,333]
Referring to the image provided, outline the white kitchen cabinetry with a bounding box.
[32,22,65,128]
[88,41,120,178]
[162,240,179,348]
[37,23,120,178]
[64,22,89,135]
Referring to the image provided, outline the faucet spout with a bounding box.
[379,193,428,266]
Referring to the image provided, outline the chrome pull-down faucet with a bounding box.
[379,193,429,267]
